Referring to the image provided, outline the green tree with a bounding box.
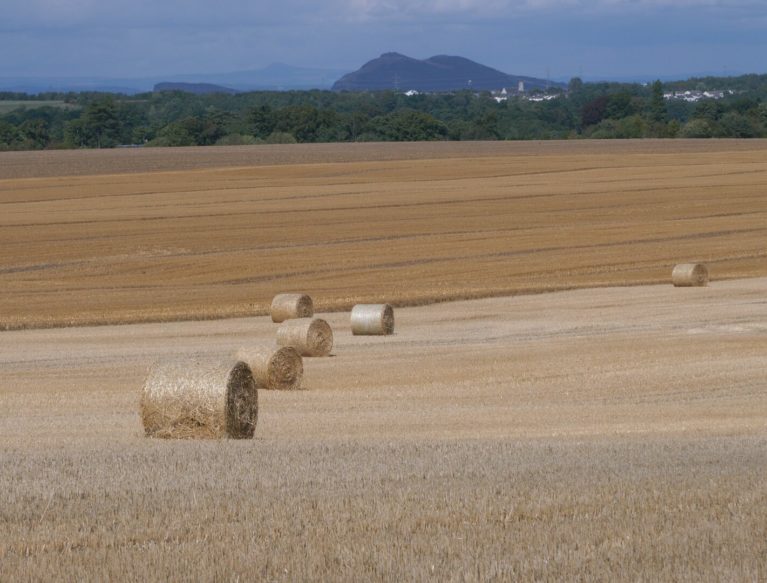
[248,105,276,139]
[63,118,88,148]
[606,93,635,120]
[649,80,667,123]
[83,97,119,148]
[678,118,714,138]
[758,103,767,125]
[581,96,609,127]
[150,119,196,146]
[568,77,584,94]
[693,100,723,123]
[587,115,646,139]
[717,111,758,138]
[19,119,50,149]
[366,109,447,141]
[0,120,21,149]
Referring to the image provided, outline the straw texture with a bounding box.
[237,345,304,390]
[351,304,395,335]
[140,357,258,439]
[270,293,313,323]
[672,263,709,287]
[276,318,333,357]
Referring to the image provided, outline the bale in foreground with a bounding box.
[276,318,333,357]
[237,345,304,390]
[271,293,313,323]
[351,304,395,335]
[140,358,258,439]
[672,263,709,287]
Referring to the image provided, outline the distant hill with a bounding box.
[332,53,561,92]
[154,82,239,95]
[0,64,349,95]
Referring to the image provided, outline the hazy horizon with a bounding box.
[1,0,766,82]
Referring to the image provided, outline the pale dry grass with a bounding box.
[2,437,765,582]
[1,280,766,580]
[1,140,767,329]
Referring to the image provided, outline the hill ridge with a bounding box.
[332,52,561,92]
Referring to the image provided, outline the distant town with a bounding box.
[663,89,736,102]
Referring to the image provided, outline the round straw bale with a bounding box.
[351,304,395,335]
[237,345,303,390]
[270,293,313,323]
[140,357,258,439]
[276,317,333,357]
[672,263,709,287]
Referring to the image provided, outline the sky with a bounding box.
[1,0,766,81]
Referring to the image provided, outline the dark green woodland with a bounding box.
[1,75,766,151]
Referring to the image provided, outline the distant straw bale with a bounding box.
[140,357,258,439]
[276,317,333,357]
[351,304,395,336]
[271,293,313,323]
[672,263,709,287]
[237,345,303,390]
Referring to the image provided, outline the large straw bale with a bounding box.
[271,293,313,323]
[276,317,333,357]
[140,357,258,439]
[672,263,709,287]
[237,345,303,390]
[351,304,395,336]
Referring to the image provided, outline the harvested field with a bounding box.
[1,279,766,580]
[1,141,766,579]
[1,140,767,329]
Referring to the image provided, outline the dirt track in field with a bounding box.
[1,140,767,330]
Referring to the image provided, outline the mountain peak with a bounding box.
[380,52,409,59]
[333,53,561,92]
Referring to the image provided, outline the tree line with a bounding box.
[1,74,766,151]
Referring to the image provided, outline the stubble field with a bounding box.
[1,140,766,581]
[1,140,766,330]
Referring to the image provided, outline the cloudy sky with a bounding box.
[1,0,766,80]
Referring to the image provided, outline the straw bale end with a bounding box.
[237,345,304,390]
[672,263,709,287]
[271,293,313,323]
[351,304,395,336]
[276,317,333,357]
[140,357,258,439]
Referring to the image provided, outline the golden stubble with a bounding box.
[1,279,766,580]
[1,140,767,329]
[2,141,767,579]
